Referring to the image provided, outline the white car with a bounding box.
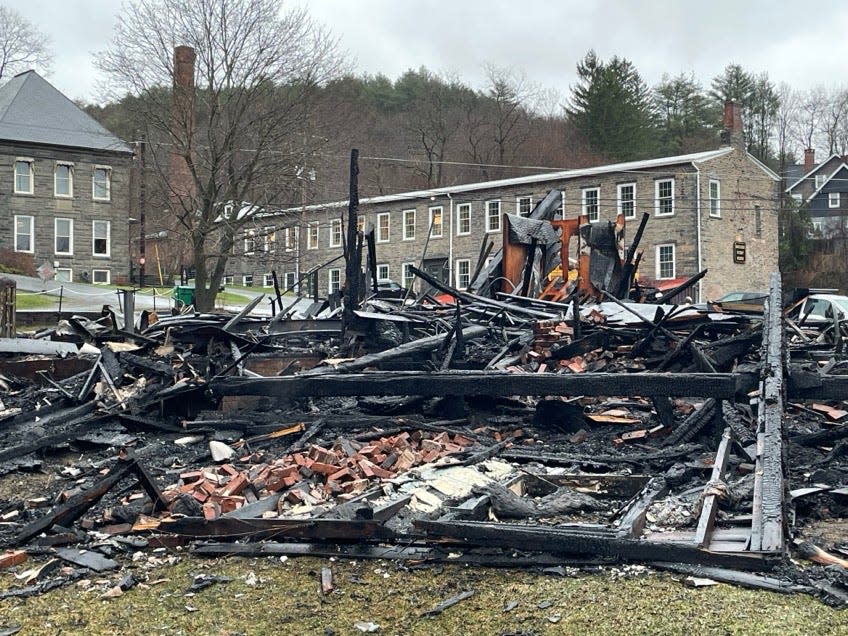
[793,293,848,325]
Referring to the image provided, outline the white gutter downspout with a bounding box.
[694,163,703,303]
[447,192,453,286]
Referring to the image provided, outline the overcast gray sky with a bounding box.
[15,0,848,104]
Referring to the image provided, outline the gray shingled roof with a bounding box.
[0,71,132,154]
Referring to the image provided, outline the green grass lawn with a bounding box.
[15,292,58,310]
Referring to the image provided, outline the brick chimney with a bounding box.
[804,148,816,174]
[170,46,196,207]
[720,101,745,149]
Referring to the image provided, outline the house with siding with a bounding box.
[0,71,133,284]
[785,150,848,237]
[229,102,780,303]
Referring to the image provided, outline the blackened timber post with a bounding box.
[343,149,360,332]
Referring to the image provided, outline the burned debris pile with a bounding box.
[0,265,846,607]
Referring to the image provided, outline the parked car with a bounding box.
[714,290,768,305]
[375,279,414,300]
[791,293,848,325]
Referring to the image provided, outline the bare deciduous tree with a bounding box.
[0,7,52,80]
[97,0,342,310]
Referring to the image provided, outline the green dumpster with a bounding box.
[172,285,196,308]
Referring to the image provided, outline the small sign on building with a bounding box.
[733,241,746,264]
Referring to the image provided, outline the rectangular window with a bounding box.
[755,205,762,239]
[307,222,319,249]
[263,273,274,288]
[377,263,390,281]
[55,163,73,198]
[517,196,532,216]
[709,180,721,218]
[328,268,341,293]
[357,216,365,233]
[486,200,501,232]
[242,275,253,287]
[93,166,111,201]
[223,275,234,285]
[55,268,72,283]
[244,229,256,254]
[13,215,33,253]
[92,269,110,285]
[829,192,840,208]
[655,179,674,216]
[402,262,415,289]
[55,218,73,255]
[284,272,297,292]
[263,226,276,253]
[815,174,826,189]
[582,187,599,222]
[455,259,471,290]
[457,203,471,235]
[377,212,390,242]
[284,226,297,252]
[617,183,635,219]
[14,159,33,194]
[330,219,342,247]
[92,220,111,257]
[429,207,443,238]
[403,209,416,240]
[656,244,675,280]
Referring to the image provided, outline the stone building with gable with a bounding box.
[0,71,134,285]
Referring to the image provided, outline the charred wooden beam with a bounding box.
[159,516,396,541]
[694,427,733,548]
[209,371,738,401]
[614,476,668,538]
[415,519,778,570]
[750,273,786,554]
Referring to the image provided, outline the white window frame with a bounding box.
[517,196,533,216]
[792,193,803,204]
[54,218,73,255]
[582,187,600,223]
[244,228,256,255]
[429,206,443,238]
[815,174,826,189]
[402,209,416,241]
[54,162,73,198]
[54,267,72,283]
[263,272,274,288]
[377,263,390,281]
[242,274,254,287]
[456,203,471,235]
[92,166,111,201]
[263,226,276,253]
[328,268,341,294]
[329,219,342,248]
[14,159,33,194]
[709,179,721,218]
[655,179,675,217]
[223,275,234,285]
[617,183,636,219]
[284,271,297,292]
[377,212,390,243]
[13,215,34,253]
[283,226,297,252]
[455,259,471,290]
[92,220,111,257]
[402,262,415,290]
[656,244,675,280]
[307,222,319,249]
[829,192,840,208]
[92,269,110,285]
[486,200,501,233]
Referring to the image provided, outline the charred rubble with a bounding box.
[0,197,846,607]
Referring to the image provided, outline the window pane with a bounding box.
[93,168,110,199]
[56,165,72,196]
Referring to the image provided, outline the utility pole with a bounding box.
[138,135,147,287]
[343,149,360,331]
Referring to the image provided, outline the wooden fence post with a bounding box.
[0,278,16,338]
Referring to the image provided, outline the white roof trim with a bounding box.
[296,147,736,212]
[745,152,780,181]
[785,153,841,192]
[805,162,848,200]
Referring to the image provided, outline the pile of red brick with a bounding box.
[165,430,477,521]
